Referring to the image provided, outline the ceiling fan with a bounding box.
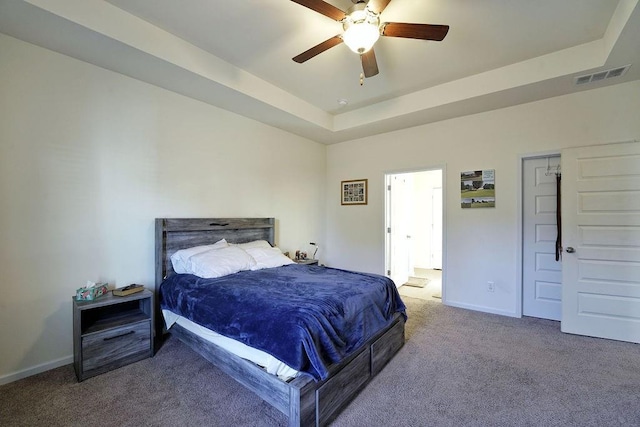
[291,0,449,78]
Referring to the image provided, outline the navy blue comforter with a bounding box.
[160,264,406,381]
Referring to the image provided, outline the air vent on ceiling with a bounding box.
[574,65,631,85]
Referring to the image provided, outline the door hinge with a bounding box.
[387,184,391,191]
[387,270,391,276]
[387,227,391,233]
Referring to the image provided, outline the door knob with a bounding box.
[566,247,575,253]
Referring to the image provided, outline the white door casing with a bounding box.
[431,187,443,269]
[561,140,640,343]
[523,156,562,320]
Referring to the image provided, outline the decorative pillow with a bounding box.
[246,246,295,271]
[231,240,272,250]
[170,239,229,274]
[187,246,256,278]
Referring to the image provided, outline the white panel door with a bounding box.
[388,175,411,287]
[561,141,640,342]
[523,156,562,320]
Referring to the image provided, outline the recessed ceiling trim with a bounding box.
[335,40,608,131]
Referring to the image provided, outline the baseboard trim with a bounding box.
[0,355,73,386]
[444,300,519,318]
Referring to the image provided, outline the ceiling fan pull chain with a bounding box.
[360,72,364,86]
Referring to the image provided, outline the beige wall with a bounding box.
[326,79,640,316]
[0,34,326,383]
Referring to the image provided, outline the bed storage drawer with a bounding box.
[371,318,405,375]
[82,321,151,374]
[317,349,370,423]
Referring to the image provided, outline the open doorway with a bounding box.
[385,169,444,302]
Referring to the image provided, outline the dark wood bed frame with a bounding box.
[155,218,405,426]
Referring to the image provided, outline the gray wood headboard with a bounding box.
[154,217,275,287]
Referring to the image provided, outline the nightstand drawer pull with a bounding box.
[103,330,135,341]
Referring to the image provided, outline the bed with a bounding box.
[155,218,406,426]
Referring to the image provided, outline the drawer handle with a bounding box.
[104,331,135,341]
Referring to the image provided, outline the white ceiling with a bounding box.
[1,0,639,144]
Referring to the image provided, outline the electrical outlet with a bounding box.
[487,281,495,292]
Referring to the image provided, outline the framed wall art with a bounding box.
[461,169,495,208]
[341,179,368,205]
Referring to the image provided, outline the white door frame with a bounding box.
[517,150,561,318]
[431,187,443,269]
[386,173,412,287]
[384,165,447,301]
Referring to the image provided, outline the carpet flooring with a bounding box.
[1,297,639,426]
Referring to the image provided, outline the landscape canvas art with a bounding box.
[461,170,495,208]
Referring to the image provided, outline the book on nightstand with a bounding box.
[112,284,145,297]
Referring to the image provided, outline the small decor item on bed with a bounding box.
[75,281,109,301]
[112,284,145,297]
[341,178,368,205]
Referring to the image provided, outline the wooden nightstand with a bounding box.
[295,259,319,265]
[73,289,154,381]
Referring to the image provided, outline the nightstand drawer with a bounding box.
[82,321,150,372]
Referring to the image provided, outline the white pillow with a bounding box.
[246,246,295,271]
[170,239,229,274]
[231,240,272,250]
[187,246,256,278]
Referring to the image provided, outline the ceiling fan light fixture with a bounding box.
[342,5,380,54]
[343,22,380,54]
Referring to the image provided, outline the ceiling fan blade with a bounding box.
[367,0,392,15]
[293,35,343,63]
[381,22,449,41]
[290,0,346,21]
[361,49,379,78]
